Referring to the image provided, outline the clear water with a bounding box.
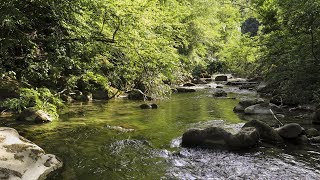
[2,89,320,179]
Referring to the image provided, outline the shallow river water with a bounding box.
[1,88,320,179]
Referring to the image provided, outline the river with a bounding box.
[1,87,320,179]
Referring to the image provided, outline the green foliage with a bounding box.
[0,0,261,100]
[253,0,320,103]
[0,88,63,119]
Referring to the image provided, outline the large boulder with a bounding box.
[0,127,62,179]
[128,89,152,100]
[16,108,53,123]
[226,127,260,149]
[243,120,283,143]
[276,123,303,139]
[181,127,231,148]
[213,90,227,97]
[244,103,281,115]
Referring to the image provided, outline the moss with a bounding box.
[3,144,33,153]
[0,167,22,178]
[14,154,24,162]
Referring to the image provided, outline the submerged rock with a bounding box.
[276,123,303,139]
[16,108,53,123]
[243,120,283,143]
[213,90,227,97]
[0,127,62,179]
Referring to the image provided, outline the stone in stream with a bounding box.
[214,75,228,81]
[140,104,158,109]
[305,128,319,138]
[213,90,227,97]
[243,120,283,143]
[181,126,260,150]
[233,98,266,112]
[276,123,303,139]
[0,127,62,179]
[140,104,152,109]
[181,127,231,148]
[244,103,281,115]
[16,108,53,123]
[183,82,196,87]
[151,104,158,109]
[176,87,196,93]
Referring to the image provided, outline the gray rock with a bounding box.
[226,127,259,149]
[213,90,227,97]
[243,120,283,143]
[0,127,62,179]
[215,75,228,81]
[276,123,303,139]
[305,128,319,138]
[16,108,52,123]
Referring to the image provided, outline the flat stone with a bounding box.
[0,127,62,180]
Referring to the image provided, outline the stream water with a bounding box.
[1,87,320,179]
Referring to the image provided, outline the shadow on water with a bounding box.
[1,89,320,179]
